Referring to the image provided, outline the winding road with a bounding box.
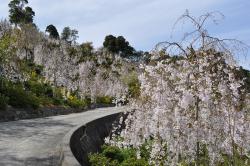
[0,107,125,166]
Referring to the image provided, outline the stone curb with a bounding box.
[59,108,124,166]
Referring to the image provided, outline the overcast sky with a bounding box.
[0,0,250,67]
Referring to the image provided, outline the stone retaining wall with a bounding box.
[60,112,121,166]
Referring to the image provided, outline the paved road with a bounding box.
[0,107,125,166]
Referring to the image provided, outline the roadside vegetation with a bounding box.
[89,145,149,166]
[1,1,250,165]
[0,0,143,115]
[90,11,250,166]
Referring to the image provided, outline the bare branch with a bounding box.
[155,41,187,56]
[156,10,248,64]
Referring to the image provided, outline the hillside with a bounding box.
[0,19,142,121]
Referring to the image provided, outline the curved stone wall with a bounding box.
[60,112,121,166]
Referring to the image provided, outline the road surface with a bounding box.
[0,107,125,166]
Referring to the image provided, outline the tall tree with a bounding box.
[23,6,35,24]
[103,35,134,57]
[61,27,70,41]
[45,24,59,39]
[61,26,78,44]
[8,0,35,26]
[116,36,134,55]
[103,35,117,53]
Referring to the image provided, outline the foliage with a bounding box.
[0,31,15,65]
[120,158,149,166]
[24,80,53,98]
[45,24,59,39]
[6,83,40,109]
[89,153,119,166]
[113,51,250,166]
[8,0,35,26]
[122,72,140,98]
[0,93,9,111]
[18,60,43,77]
[1,0,134,114]
[61,26,78,44]
[103,35,134,57]
[89,145,149,166]
[103,35,117,52]
[80,42,93,56]
[66,95,87,109]
[101,57,113,69]
[0,76,60,109]
[96,96,113,105]
[107,12,250,166]
[67,46,78,57]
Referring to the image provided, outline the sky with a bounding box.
[0,0,250,67]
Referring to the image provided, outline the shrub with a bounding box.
[7,85,40,109]
[67,95,87,109]
[102,145,124,162]
[52,88,65,105]
[89,153,119,166]
[96,96,113,105]
[38,96,53,106]
[25,80,53,97]
[52,98,64,106]
[0,77,42,109]
[89,145,147,166]
[85,96,92,106]
[120,158,149,166]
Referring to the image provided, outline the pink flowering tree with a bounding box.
[107,12,250,165]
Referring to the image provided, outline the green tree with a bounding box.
[61,27,70,41]
[23,6,35,24]
[103,35,134,57]
[103,35,117,53]
[8,0,35,26]
[70,29,78,44]
[45,24,59,39]
[61,26,78,44]
[116,36,134,55]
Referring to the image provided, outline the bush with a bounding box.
[102,145,125,162]
[120,158,149,166]
[24,80,53,97]
[0,94,8,111]
[52,88,65,105]
[7,85,40,109]
[0,77,42,109]
[90,144,250,166]
[38,96,53,106]
[67,95,87,109]
[96,96,113,105]
[89,154,119,166]
[52,98,64,106]
[89,145,148,166]
[85,96,91,106]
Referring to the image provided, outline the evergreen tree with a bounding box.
[45,24,59,39]
[103,35,117,53]
[103,35,134,57]
[8,0,35,26]
[61,26,78,44]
